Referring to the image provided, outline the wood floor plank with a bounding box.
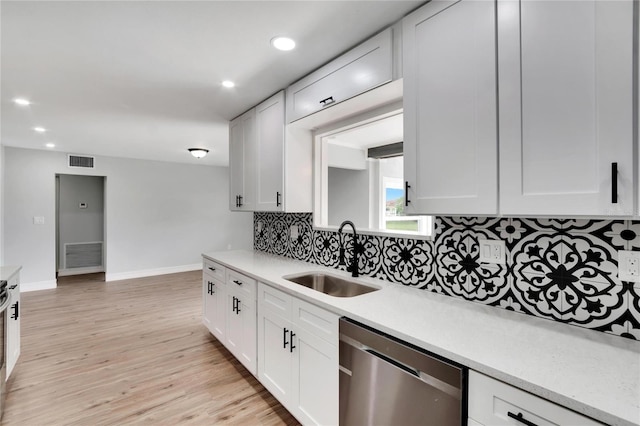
[2,271,300,425]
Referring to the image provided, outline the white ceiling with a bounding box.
[1,0,422,166]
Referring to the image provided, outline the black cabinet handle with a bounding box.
[235,298,241,314]
[235,195,239,207]
[289,331,296,353]
[8,285,17,290]
[319,96,335,107]
[283,327,289,349]
[12,301,19,320]
[208,281,215,295]
[507,412,538,426]
[238,195,243,207]
[405,181,411,206]
[276,191,281,207]
[232,296,238,313]
[233,280,243,286]
[208,266,216,272]
[612,162,618,204]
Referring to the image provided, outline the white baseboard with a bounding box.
[105,263,202,282]
[22,280,57,292]
[58,266,105,277]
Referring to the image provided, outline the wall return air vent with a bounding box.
[68,154,95,169]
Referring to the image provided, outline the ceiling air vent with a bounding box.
[68,155,95,169]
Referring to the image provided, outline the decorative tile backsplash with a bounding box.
[254,212,640,340]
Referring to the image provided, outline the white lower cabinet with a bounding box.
[202,259,257,375]
[6,272,20,380]
[257,283,339,426]
[468,371,601,426]
[202,259,226,342]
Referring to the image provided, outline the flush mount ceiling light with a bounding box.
[33,127,47,133]
[45,143,55,148]
[222,80,235,88]
[271,36,296,51]
[13,98,31,106]
[188,148,209,158]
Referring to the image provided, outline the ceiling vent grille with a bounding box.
[68,155,95,169]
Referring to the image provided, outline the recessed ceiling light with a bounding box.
[34,127,47,133]
[13,98,31,106]
[45,143,55,148]
[271,36,296,51]
[222,80,235,88]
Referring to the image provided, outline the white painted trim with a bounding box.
[22,280,57,292]
[105,264,202,282]
[57,266,104,277]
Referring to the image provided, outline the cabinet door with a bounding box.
[292,326,339,426]
[498,0,634,216]
[256,91,285,212]
[403,0,498,215]
[6,277,20,380]
[286,29,393,123]
[257,309,294,406]
[228,109,256,211]
[202,274,225,342]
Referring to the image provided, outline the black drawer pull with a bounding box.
[283,328,289,348]
[507,412,538,426]
[276,191,281,207]
[612,162,618,204]
[319,96,335,107]
[233,280,242,286]
[208,266,216,272]
[405,181,411,206]
[12,301,19,320]
[289,331,296,353]
[8,285,17,290]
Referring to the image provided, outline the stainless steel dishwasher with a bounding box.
[339,318,466,426]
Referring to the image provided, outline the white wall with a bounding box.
[3,147,253,289]
[327,165,370,228]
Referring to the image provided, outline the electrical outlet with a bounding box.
[618,250,640,282]
[290,225,299,241]
[33,216,45,225]
[478,239,506,265]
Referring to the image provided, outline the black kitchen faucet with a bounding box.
[338,220,359,278]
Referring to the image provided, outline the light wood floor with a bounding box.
[3,271,300,425]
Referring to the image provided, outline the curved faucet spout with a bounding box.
[338,220,359,277]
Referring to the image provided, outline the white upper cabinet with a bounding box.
[403,0,498,215]
[229,109,256,211]
[255,92,285,211]
[286,28,394,123]
[498,0,634,216]
[230,91,312,213]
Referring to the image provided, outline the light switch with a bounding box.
[290,225,299,241]
[478,239,505,264]
[33,216,45,225]
[618,250,640,282]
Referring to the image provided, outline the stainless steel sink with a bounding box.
[283,272,379,297]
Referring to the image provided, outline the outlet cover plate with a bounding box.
[478,239,506,265]
[618,250,640,282]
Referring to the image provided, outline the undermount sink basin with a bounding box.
[283,272,379,297]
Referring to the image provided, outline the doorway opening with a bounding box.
[55,174,106,283]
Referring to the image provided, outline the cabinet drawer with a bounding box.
[203,258,225,282]
[227,269,257,299]
[468,371,601,426]
[286,28,393,123]
[292,297,338,345]
[258,283,292,320]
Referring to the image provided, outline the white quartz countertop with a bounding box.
[0,265,21,281]
[203,250,640,426]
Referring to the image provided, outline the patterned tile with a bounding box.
[379,237,434,286]
[253,212,637,341]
